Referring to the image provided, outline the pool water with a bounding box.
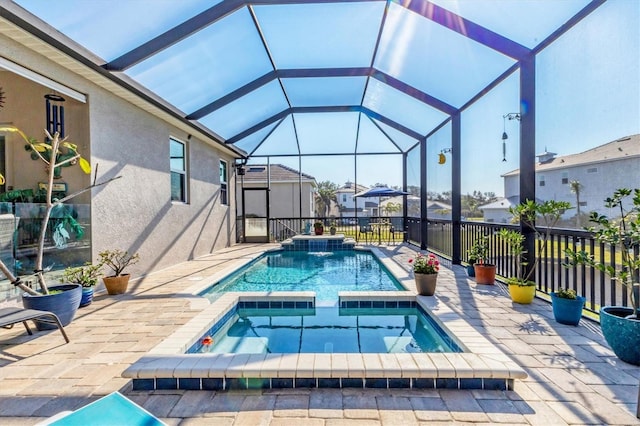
[189,306,461,354]
[201,250,404,302]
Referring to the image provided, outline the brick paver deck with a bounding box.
[1,243,639,425]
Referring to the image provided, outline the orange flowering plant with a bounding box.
[409,253,440,274]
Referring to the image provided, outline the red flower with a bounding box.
[202,336,213,346]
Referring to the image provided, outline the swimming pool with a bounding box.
[188,306,462,354]
[201,250,404,303]
[124,246,527,392]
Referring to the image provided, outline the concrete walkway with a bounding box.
[1,243,639,425]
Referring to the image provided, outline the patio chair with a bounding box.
[388,226,406,244]
[36,391,166,425]
[358,225,373,243]
[0,307,69,343]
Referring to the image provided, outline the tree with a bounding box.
[315,181,338,217]
[383,202,401,216]
[569,180,583,228]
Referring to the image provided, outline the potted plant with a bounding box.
[501,200,570,304]
[409,252,440,296]
[550,288,586,326]
[471,236,496,284]
[61,263,102,307]
[499,229,536,303]
[0,126,118,329]
[99,249,140,295]
[565,188,640,364]
[466,256,476,277]
[313,221,324,236]
[329,221,337,235]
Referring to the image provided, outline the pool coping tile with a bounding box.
[122,246,527,390]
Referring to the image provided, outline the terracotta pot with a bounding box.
[414,273,437,296]
[103,274,130,295]
[473,264,496,285]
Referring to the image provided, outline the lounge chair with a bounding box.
[0,307,69,343]
[36,391,166,425]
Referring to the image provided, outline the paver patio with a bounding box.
[1,243,639,425]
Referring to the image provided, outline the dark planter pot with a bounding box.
[551,293,585,326]
[466,265,475,277]
[314,228,323,235]
[79,287,94,307]
[22,284,82,330]
[600,306,640,365]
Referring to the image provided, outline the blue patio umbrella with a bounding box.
[353,186,410,199]
[354,187,411,213]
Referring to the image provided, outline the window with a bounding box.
[220,160,228,205]
[342,194,347,202]
[170,138,187,202]
[561,172,568,184]
[539,175,545,187]
[587,167,598,174]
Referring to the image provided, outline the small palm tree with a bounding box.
[315,181,338,217]
[569,180,583,228]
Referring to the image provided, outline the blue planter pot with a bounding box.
[79,287,94,307]
[600,306,640,366]
[22,284,82,330]
[551,293,585,326]
[466,265,475,277]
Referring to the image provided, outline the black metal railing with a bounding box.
[267,216,408,245]
[257,215,634,318]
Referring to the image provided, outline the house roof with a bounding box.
[503,134,640,177]
[479,196,544,210]
[479,196,519,211]
[241,164,316,184]
[336,182,369,194]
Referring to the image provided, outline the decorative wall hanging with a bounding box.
[501,113,521,162]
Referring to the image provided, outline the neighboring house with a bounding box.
[379,196,451,220]
[0,27,243,299]
[237,164,317,218]
[427,200,452,220]
[490,135,640,222]
[479,196,520,223]
[335,182,374,217]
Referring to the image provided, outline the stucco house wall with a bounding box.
[0,29,240,284]
[503,139,640,220]
[239,180,315,218]
[236,164,317,220]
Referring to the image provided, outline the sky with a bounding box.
[15,0,640,197]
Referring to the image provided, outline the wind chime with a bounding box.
[28,93,75,179]
[501,113,521,162]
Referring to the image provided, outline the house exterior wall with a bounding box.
[238,181,315,218]
[482,209,512,224]
[0,32,239,282]
[336,190,369,215]
[503,157,640,218]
